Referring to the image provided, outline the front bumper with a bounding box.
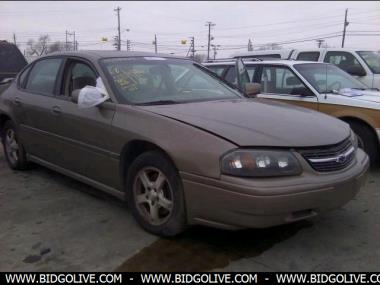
[181,148,369,230]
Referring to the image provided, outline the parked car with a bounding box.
[231,49,380,89]
[0,41,27,83]
[0,51,369,236]
[204,59,380,163]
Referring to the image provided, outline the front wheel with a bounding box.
[126,151,187,236]
[1,120,29,170]
[349,121,379,164]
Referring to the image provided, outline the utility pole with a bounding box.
[65,30,68,51]
[191,36,195,59]
[114,7,122,51]
[126,40,131,51]
[341,8,349,48]
[154,34,158,53]
[13,33,17,46]
[73,31,76,51]
[205,21,215,61]
[211,44,220,60]
[316,39,324,48]
[248,38,253,51]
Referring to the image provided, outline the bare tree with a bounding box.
[48,41,66,54]
[26,34,50,56]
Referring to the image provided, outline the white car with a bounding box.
[232,48,380,89]
[204,59,380,163]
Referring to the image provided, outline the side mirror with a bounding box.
[346,65,367,77]
[71,86,110,109]
[245,83,261,97]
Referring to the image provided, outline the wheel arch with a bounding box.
[339,116,380,147]
[0,113,12,138]
[119,140,179,191]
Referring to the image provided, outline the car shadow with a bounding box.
[115,220,313,272]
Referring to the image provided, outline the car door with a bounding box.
[50,57,118,189]
[13,57,66,163]
[256,64,319,110]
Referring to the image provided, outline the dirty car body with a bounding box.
[0,51,369,236]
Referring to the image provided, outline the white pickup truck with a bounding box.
[232,48,380,89]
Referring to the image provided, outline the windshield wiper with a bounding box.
[135,100,179,106]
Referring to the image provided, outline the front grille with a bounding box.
[299,138,355,172]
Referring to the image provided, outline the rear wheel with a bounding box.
[348,121,379,164]
[126,151,187,236]
[1,120,29,170]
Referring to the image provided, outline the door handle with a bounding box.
[51,106,62,115]
[14,97,22,106]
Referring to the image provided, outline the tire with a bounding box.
[1,120,29,170]
[348,121,379,164]
[126,151,187,236]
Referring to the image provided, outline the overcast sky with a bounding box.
[1,1,379,57]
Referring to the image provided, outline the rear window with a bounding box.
[296,52,320,62]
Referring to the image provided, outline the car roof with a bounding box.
[204,59,329,66]
[42,50,190,61]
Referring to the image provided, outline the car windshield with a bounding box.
[294,63,368,94]
[100,57,242,105]
[357,51,380,74]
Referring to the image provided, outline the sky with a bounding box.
[0,1,379,58]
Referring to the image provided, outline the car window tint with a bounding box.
[26,58,62,94]
[260,66,312,96]
[296,52,320,61]
[224,67,237,85]
[324,51,362,73]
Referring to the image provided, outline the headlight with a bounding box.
[221,149,302,177]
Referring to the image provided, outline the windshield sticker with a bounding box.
[143,57,166,61]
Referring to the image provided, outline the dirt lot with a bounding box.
[0,147,379,272]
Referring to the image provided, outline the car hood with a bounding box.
[139,98,350,147]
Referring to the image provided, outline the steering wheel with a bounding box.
[327,81,342,92]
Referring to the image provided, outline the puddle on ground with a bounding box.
[116,220,312,272]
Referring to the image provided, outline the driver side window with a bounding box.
[64,61,97,96]
[260,66,313,96]
[324,51,362,73]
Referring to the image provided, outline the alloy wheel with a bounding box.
[5,129,19,165]
[133,167,174,226]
